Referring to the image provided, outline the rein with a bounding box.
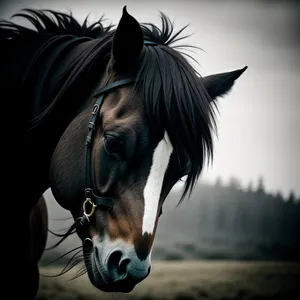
[78,40,157,228]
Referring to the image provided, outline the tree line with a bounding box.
[194,176,300,260]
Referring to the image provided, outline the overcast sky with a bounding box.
[1,0,299,198]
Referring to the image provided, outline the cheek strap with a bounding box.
[81,77,136,226]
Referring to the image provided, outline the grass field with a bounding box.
[37,260,300,300]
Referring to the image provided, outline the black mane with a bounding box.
[137,16,216,201]
[0,9,115,128]
[0,9,113,39]
[0,9,216,200]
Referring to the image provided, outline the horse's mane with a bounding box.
[0,9,113,39]
[0,9,115,128]
[0,9,216,201]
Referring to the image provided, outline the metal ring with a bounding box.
[83,198,97,219]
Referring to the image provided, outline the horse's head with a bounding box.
[49,7,246,293]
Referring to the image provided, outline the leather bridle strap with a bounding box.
[79,40,157,226]
[82,77,136,223]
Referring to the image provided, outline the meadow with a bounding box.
[37,260,300,300]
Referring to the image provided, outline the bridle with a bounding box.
[78,40,157,228]
[80,77,136,225]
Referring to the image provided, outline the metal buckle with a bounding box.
[92,104,99,115]
[83,198,97,222]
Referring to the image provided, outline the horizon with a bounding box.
[174,174,300,201]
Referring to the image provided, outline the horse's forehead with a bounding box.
[102,86,141,110]
[101,87,145,129]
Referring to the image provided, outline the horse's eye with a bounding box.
[104,134,122,155]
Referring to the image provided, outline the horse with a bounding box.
[0,6,247,299]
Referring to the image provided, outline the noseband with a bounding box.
[78,40,157,227]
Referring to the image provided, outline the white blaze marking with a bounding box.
[142,131,173,234]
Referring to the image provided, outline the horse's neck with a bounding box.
[4,36,102,204]
[1,37,51,203]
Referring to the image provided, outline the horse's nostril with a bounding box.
[107,250,128,276]
[118,258,130,275]
[108,250,122,266]
[104,248,151,285]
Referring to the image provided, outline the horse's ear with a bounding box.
[112,6,144,68]
[202,66,248,101]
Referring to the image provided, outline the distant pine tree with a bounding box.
[288,191,296,203]
[228,177,242,190]
[215,176,223,187]
[256,176,265,193]
[247,181,253,192]
[275,191,284,202]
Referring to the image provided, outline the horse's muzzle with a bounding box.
[86,236,151,292]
